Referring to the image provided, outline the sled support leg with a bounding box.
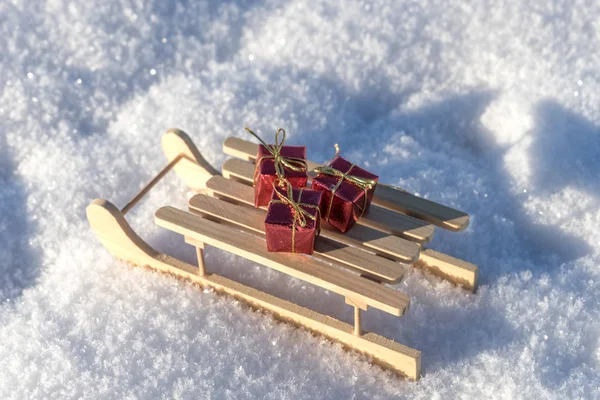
[195,243,207,276]
[354,307,362,336]
[346,298,367,337]
[184,237,207,276]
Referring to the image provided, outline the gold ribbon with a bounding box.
[314,161,377,222]
[269,179,320,253]
[245,127,307,183]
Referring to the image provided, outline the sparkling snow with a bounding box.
[1,0,599,398]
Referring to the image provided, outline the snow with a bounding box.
[1,0,599,398]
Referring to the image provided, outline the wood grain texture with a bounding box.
[188,194,407,283]
[155,206,410,317]
[221,158,435,244]
[86,198,420,379]
[223,137,469,231]
[205,175,421,263]
[196,246,207,276]
[374,184,469,232]
[417,249,478,292]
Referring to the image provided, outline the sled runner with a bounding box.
[87,128,478,380]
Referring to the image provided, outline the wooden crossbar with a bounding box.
[221,158,435,244]
[155,206,411,316]
[223,137,470,231]
[189,194,407,283]
[121,154,183,214]
[205,175,420,263]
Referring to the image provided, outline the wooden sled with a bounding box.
[87,128,478,381]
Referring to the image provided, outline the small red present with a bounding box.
[312,155,378,232]
[264,182,322,254]
[246,127,308,207]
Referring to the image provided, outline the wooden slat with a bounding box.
[223,153,319,180]
[223,137,469,231]
[205,176,420,263]
[373,185,469,232]
[188,194,407,282]
[155,206,410,316]
[221,158,434,244]
[417,249,478,291]
[224,137,324,171]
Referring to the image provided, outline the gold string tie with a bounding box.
[245,127,307,184]
[313,163,377,222]
[269,179,321,253]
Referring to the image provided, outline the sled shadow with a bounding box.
[529,99,600,199]
[525,100,600,388]
[319,89,591,282]
[0,136,41,301]
[481,100,596,276]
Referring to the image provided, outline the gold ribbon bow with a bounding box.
[269,179,320,253]
[314,161,377,222]
[245,127,307,182]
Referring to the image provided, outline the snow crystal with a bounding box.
[1,0,599,398]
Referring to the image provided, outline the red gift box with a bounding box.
[255,143,308,206]
[246,128,308,207]
[265,185,322,254]
[312,156,378,232]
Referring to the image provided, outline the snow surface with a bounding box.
[1,0,600,398]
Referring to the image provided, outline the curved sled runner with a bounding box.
[87,128,479,380]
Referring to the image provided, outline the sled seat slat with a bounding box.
[223,137,469,232]
[155,206,410,316]
[221,158,434,244]
[189,194,407,283]
[205,175,420,263]
[417,249,479,289]
[373,184,470,232]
